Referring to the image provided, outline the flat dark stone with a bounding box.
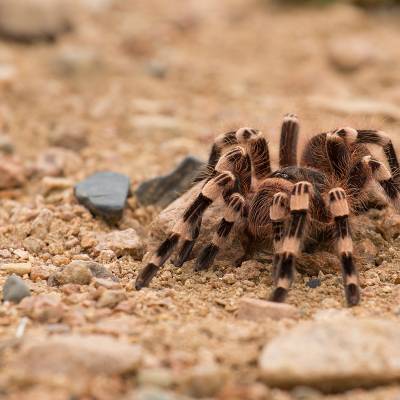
[74,171,131,224]
[136,156,204,208]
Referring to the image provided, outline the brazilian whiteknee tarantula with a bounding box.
[135,114,400,306]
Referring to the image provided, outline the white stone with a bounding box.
[0,262,31,275]
[260,317,400,391]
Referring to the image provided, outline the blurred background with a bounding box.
[1,2,400,399]
[1,0,400,187]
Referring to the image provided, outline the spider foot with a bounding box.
[172,239,196,268]
[345,283,360,307]
[135,263,159,290]
[195,244,219,271]
[270,287,288,303]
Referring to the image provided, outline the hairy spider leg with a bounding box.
[270,181,312,302]
[279,113,299,168]
[270,192,290,281]
[328,188,360,306]
[196,193,246,271]
[135,171,235,290]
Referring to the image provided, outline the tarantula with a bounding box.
[135,114,400,306]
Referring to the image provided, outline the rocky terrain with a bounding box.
[0,0,400,399]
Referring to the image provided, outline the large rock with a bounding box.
[14,334,142,385]
[0,0,72,43]
[259,317,400,391]
[136,156,204,208]
[75,171,131,224]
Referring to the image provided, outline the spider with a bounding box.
[135,114,400,306]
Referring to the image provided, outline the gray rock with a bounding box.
[0,0,73,43]
[136,156,204,208]
[2,274,30,303]
[259,317,400,391]
[75,171,131,224]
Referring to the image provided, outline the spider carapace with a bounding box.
[135,114,400,306]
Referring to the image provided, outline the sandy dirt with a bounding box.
[0,0,400,399]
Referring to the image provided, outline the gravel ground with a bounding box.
[0,0,400,399]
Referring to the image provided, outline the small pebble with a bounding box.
[237,297,299,321]
[48,260,93,286]
[2,274,30,303]
[222,273,236,285]
[19,294,64,323]
[93,278,121,290]
[307,278,321,289]
[0,262,32,276]
[41,176,73,195]
[96,290,127,308]
[0,249,12,258]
